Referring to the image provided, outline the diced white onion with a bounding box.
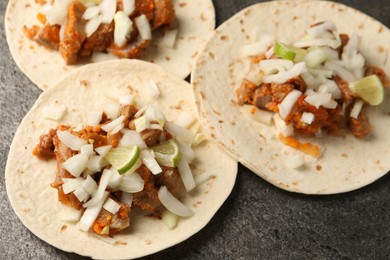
[240,105,274,125]
[83,169,112,207]
[161,210,178,230]
[57,130,87,151]
[193,132,207,146]
[103,101,121,119]
[62,154,89,177]
[177,157,196,192]
[120,192,133,206]
[350,100,364,119]
[95,145,112,157]
[149,123,163,130]
[158,186,194,217]
[62,177,84,194]
[304,93,332,109]
[134,105,148,118]
[325,61,357,83]
[85,14,102,37]
[78,191,109,231]
[110,122,125,135]
[273,113,294,137]
[107,169,122,189]
[119,95,134,106]
[304,48,329,67]
[263,62,307,84]
[301,112,315,124]
[147,80,160,99]
[83,6,100,20]
[161,29,178,49]
[177,140,196,163]
[60,206,82,222]
[164,122,194,144]
[87,155,108,172]
[342,34,360,59]
[45,2,70,25]
[122,0,135,15]
[294,35,341,49]
[117,173,144,193]
[120,130,147,149]
[101,115,125,132]
[42,105,66,121]
[82,175,98,195]
[175,111,197,129]
[80,144,94,158]
[103,198,121,214]
[306,21,337,37]
[242,42,270,57]
[277,90,302,119]
[259,59,294,75]
[99,0,116,24]
[135,14,152,40]
[86,110,102,126]
[73,187,91,202]
[145,105,166,126]
[114,11,133,47]
[141,149,162,175]
[322,99,338,109]
[134,115,150,133]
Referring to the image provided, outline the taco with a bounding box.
[5,59,237,259]
[192,0,390,194]
[5,0,215,90]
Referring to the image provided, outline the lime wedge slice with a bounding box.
[274,41,307,62]
[104,146,140,174]
[350,75,384,106]
[151,140,180,167]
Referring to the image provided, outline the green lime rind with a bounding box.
[151,140,180,167]
[350,75,384,106]
[104,146,140,174]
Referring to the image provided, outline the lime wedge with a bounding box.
[104,146,140,174]
[274,41,307,62]
[151,140,180,167]
[350,75,384,106]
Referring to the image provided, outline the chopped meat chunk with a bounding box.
[348,108,372,138]
[107,38,152,59]
[121,105,138,127]
[365,65,390,87]
[23,25,60,50]
[236,79,257,105]
[134,0,155,20]
[79,24,114,57]
[32,128,56,160]
[334,75,355,104]
[152,0,175,29]
[59,1,87,64]
[155,166,185,198]
[141,129,163,147]
[92,201,131,235]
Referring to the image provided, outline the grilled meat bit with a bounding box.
[348,108,372,138]
[365,65,390,88]
[92,201,131,235]
[333,75,355,104]
[121,105,138,127]
[155,166,185,198]
[23,25,61,50]
[236,79,257,105]
[32,128,57,160]
[152,0,175,29]
[79,24,114,57]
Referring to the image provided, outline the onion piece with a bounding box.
[263,62,307,84]
[161,210,178,230]
[119,130,147,149]
[83,6,100,20]
[107,169,122,189]
[85,14,102,37]
[350,100,364,119]
[273,113,294,137]
[141,149,162,175]
[277,90,302,119]
[87,155,108,172]
[306,21,336,37]
[110,122,125,135]
[322,99,338,109]
[45,0,71,25]
[164,122,195,144]
[135,14,152,40]
[103,198,121,214]
[95,145,112,157]
[62,154,89,177]
[74,187,91,202]
[57,130,87,151]
[101,115,125,132]
[177,157,196,192]
[82,175,98,195]
[158,186,194,217]
[145,105,166,126]
[99,0,116,24]
[119,95,134,106]
[78,191,109,232]
[176,140,196,163]
[161,29,178,49]
[120,192,133,206]
[242,42,270,57]
[62,177,84,194]
[114,11,133,47]
[86,110,102,126]
[122,0,135,15]
[294,35,341,49]
[42,104,66,121]
[134,115,150,133]
[80,144,94,158]
[103,101,121,119]
[117,173,144,193]
[60,206,82,222]
[59,19,67,41]
[83,169,112,207]
[240,105,274,125]
[259,59,294,75]
[304,93,332,109]
[325,61,357,83]
[147,80,160,99]
[301,112,315,124]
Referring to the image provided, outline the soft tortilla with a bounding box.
[5,0,215,90]
[5,60,237,259]
[192,0,390,194]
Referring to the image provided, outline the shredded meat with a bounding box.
[334,75,355,104]
[92,200,131,235]
[59,0,87,64]
[365,65,390,88]
[348,108,372,138]
[152,0,175,29]
[23,25,60,50]
[32,128,56,160]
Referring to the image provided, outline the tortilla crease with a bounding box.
[5,0,215,90]
[5,60,237,259]
[192,0,390,194]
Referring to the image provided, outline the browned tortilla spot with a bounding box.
[29,45,35,50]
[358,23,364,29]
[375,160,381,165]
[292,181,299,186]
[210,133,215,138]
[213,109,221,116]
[378,46,385,53]
[179,3,187,7]
[25,4,31,8]
[17,169,24,174]
[341,153,348,158]
[114,241,127,246]
[274,9,279,15]
[200,91,205,99]
[200,13,207,21]
[145,240,152,245]
[244,9,251,16]
[338,8,344,12]
[218,120,224,124]
[60,225,67,232]
[316,165,322,171]
[19,193,26,199]
[292,16,298,21]
[209,52,215,59]
[80,80,88,87]
[165,56,171,61]
[239,19,244,24]
[220,35,228,41]
[21,208,31,212]
[191,51,198,58]
[378,25,384,33]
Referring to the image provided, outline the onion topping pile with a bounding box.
[23,0,177,64]
[32,86,207,236]
[237,21,389,161]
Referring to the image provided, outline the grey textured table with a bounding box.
[1,0,389,259]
